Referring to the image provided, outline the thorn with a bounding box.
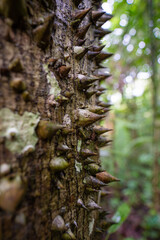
[96,171,120,184]
[96,90,105,97]
[96,137,112,147]
[87,50,101,60]
[94,73,112,81]
[62,228,76,240]
[77,199,88,210]
[94,28,112,38]
[85,163,103,175]
[50,157,69,172]
[85,187,99,193]
[90,45,106,52]
[87,106,106,114]
[87,199,102,210]
[75,109,105,127]
[95,52,114,64]
[74,46,89,60]
[84,158,96,165]
[85,89,97,99]
[10,78,26,93]
[97,101,112,108]
[76,38,86,46]
[93,126,112,135]
[36,120,64,140]
[72,8,92,28]
[97,86,107,92]
[33,13,54,48]
[51,215,66,232]
[57,65,71,78]
[0,176,25,212]
[80,149,97,157]
[92,10,105,22]
[99,13,113,23]
[76,23,91,39]
[57,143,71,152]
[76,74,100,89]
[83,176,107,188]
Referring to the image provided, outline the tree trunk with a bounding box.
[0,0,115,239]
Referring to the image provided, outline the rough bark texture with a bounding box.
[0,0,114,239]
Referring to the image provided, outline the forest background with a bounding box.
[100,0,160,239]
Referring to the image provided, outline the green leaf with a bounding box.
[107,203,131,236]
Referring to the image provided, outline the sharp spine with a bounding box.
[92,10,105,22]
[94,28,112,38]
[58,65,71,78]
[76,23,91,39]
[36,121,64,140]
[96,171,120,183]
[75,109,105,127]
[83,176,107,188]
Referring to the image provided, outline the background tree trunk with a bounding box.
[0,0,114,239]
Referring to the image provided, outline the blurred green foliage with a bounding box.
[100,0,160,239]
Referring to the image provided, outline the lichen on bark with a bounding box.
[0,108,40,154]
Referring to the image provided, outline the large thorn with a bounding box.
[75,109,105,127]
[94,73,112,81]
[57,143,71,152]
[85,89,97,99]
[62,228,76,240]
[71,8,92,28]
[95,52,114,64]
[36,120,64,140]
[92,10,105,22]
[83,176,107,188]
[90,45,106,52]
[76,74,100,89]
[94,28,112,38]
[87,199,102,210]
[74,46,89,60]
[51,215,66,232]
[87,51,101,60]
[76,23,91,39]
[96,171,120,184]
[96,137,112,147]
[99,13,113,23]
[0,176,25,212]
[33,13,54,49]
[85,163,103,175]
[80,149,97,157]
[77,199,88,210]
[87,106,106,114]
[93,126,112,135]
[50,157,69,172]
[97,101,112,108]
[57,65,71,78]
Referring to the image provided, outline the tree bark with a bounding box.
[0,0,114,239]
